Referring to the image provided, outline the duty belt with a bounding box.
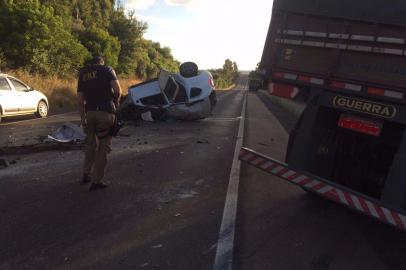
[86,104,114,113]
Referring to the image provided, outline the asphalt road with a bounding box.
[0,84,247,270]
[1,79,406,270]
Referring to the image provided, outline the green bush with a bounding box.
[210,59,239,89]
[0,0,90,75]
[79,26,120,68]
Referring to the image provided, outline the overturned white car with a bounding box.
[119,62,217,121]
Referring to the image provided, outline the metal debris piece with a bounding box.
[165,98,212,121]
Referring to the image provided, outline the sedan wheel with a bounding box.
[36,101,48,118]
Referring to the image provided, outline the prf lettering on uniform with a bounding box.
[333,95,396,118]
[82,71,97,81]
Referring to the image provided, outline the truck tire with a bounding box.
[180,62,198,78]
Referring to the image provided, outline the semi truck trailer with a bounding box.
[241,0,406,231]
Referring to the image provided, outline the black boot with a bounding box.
[89,182,109,191]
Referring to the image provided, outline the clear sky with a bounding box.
[122,0,274,70]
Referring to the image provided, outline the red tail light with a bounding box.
[338,114,382,137]
[367,87,385,96]
[209,78,215,88]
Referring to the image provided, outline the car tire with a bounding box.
[179,62,198,78]
[35,100,48,118]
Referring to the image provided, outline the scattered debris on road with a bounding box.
[0,123,85,156]
[0,158,9,169]
[177,190,197,199]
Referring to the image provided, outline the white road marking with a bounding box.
[213,90,247,270]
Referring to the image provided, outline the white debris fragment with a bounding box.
[141,111,154,122]
[177,190,197,199]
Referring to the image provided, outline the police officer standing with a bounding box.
[77,56,122,191]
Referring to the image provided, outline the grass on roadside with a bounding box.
[7,70,140,111]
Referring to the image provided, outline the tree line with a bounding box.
[0,0,179,79]
[210,59,239,89]
[0,0,239,88]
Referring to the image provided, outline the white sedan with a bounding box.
[0,73,49,122]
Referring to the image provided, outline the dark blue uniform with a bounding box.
[77,63,118,189]
[77,65,117,113]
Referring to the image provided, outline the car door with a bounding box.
[0,77,18,115]
[8,78,36,113]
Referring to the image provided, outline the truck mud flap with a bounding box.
[239,147,406,232]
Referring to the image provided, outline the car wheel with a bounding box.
[179,62,198,78]
[35,100,48,118]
